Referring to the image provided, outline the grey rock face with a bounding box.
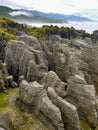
[18,76,24,86]
[44,71,67,97]
[5,34,98,129]
[5,35,48,82]
[15,34,42,51]
[0,112,13,130]
[0,61,16,91]
[82,46,98,93]
[66,75,98,127]
[69,38,89,49]
[19,80,64,130]
[6,76,18,88]
[48,87,80,130]
[43,36,90,83]
[39,97,64,130]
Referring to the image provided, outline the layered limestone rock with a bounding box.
[0,61,17,91]
[43,36,91,83]
[66,75,98,127]
[15,34,42,51]
[5,34,98,129]
[19,80,64,130]
[18,80,81,130]
[44,71,67,97]
[48,87,80,130]
[6,34,91,84]
[82,46,98,94]
[5,35,48,83]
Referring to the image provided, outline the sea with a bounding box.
[27,21,98,34]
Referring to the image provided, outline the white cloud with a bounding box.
[75,9,98,21]
[9,11,32,16]
[1,0,98,12]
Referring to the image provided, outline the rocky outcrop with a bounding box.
[0,60,17,92]
[43,36,91,83]
[44,71,67,97]
[82,46,98,94]
[19,80,65,130]
[18,80,80,130]
[6,76,18,88]
[6,35,91,83]
[48,87,80,130]
[5,34,98,129]
[66,75,98,127]
[15,34,43,51]
[5,35,48,83]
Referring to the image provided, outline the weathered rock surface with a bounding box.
[44,71,67,97]
[15,34,42,51]
[19,80,64,130]
[82,46,98,94]
[6,76,18,88]
[43,36,91,83]
[5,34,98,129]
[66,75,98,127]
[0,61,16,92]
[48,87,80,130]
[0,112,13,130]
[5,36,48,83]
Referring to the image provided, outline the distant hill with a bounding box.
[42,13,93,22]
[0,6,67,24]
[0,6,93,24]
[26,10,93,22]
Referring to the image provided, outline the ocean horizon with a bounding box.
[25,21,98,34]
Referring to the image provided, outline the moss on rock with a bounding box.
[80,119,91,130]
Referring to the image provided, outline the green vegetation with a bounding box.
[0,17,91,42]
[0,17,28,60]
[0,88,15,107]
[82,30,91,38]
[0,88,48,130]
[80,119,91,130]
[0,92,7,107]
[27,25,90,41]
[0,17,27,42]
[28,25,76,41]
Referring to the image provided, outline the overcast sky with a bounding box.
[0,0,98,20]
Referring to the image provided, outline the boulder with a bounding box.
[48,87,80,130]
[44,71,67,97]
[0,112,13,130]
[19,80,64,130]
[82,46,98,93]
[18,75,24,86]
[6,76,18,88]
[66,75,98,127]
[39,96,64,130]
